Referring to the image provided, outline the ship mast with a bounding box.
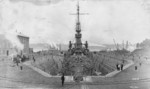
[69,1,88,55]
[75,2,82,49]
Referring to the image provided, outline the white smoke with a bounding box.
[49,41,59,50]
[4,31,24,51]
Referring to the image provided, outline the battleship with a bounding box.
[6,1,130,83]
[1,0,150,89]
[61,2,97,82]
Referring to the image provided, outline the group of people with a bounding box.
[134,62,142,70]
[11,54,23,70]
[116,63,124,71]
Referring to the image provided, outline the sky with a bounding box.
[0,0,150,47]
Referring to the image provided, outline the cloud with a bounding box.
[81,0,150,44]
[0,0,150,47]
